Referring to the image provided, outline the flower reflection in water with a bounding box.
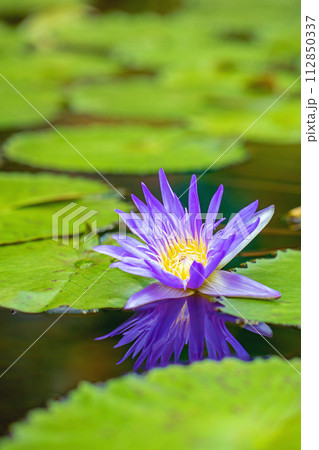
[96,295,272,370]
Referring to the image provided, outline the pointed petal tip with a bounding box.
[123,303,132,310]
[94,335,108,341]
[190,174,197,184]
[131,193,138,201]
[93,245,105,253]
[271,289,281,299]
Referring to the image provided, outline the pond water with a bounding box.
[0,139,300,435]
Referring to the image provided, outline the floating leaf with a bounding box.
[0,173,128,245]
[191,98,300,145]
[0,358,300,450]
[1,51,120,85]
[0,79,62,130]
[0,0,86,17]
[4,124,248,174]
[0,22,26,57]
[67,78,211,120]
[224,250,300,326]
[0,196,129,245]
[0,240,152,313]
[0,173,113,211]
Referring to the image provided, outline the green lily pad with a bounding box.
[0,239,152,313]
[67,78,211,121]
[0,358,300,450]
[0,0,86,17]
[0,173,114,211]
[25,10,199,69]
[0,173,128,245]
[1,51,120,85]
[23,5,299,73]
[191,98,301,145]
[0,23,27,57]
[0,79,63,130]
[0,196,128,245]
[4,124,248,174]
[224,250,300,326]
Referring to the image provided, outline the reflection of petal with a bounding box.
[124,283,194,309]
[199,270,281,299]
[97,294,272,370]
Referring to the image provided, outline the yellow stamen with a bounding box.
[160,238,207,280]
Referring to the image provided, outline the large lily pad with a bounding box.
[0,173,113,211]
[0,196,128,245]
[0,0,86,17]
[67,78,211,121]
[191,98,301,145]
[0,358,300,450]
[4,124,248,174]
[0,173,128,245]
[0,79,63,130]
[224,250,300,326]
[0,23,26,57]
[0,240,152,313]
[1,51,120,85]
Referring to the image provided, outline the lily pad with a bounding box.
[0,79,63,130]
[0,23,27,57]
[0,196,129,245]
[4,124,248,174]
[67,78,211,121]
[0,0,86,17]
[0,239,152,313]
[0,358,301,450]
[0,173,114,211]
[1,51,121,85]
[0,173,128,245]
[191,98,301,145]
[224,250,300,326]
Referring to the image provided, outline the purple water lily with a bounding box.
[96,295,273,370]
[94,169,280,308]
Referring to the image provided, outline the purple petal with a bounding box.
[112,236,150,260]
[217,205,275,268]
[187,260,206,289]
[244,322,273,337]
[110,261,154,278]
[188,174,201,237]
[225,200,259,230]
[204,250,227,278]
[145,259,185,289]
[198,269,281,299]
[124,282,194,309]
[93,245,127,259]
[131,194,151,219]
[187,296,205,361]
[159,168,184,217]
[141,182,167,218]
[205,184,224,230]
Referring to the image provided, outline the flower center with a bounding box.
[160,239,207,280]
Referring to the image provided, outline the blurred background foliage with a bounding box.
[0,0,300,170]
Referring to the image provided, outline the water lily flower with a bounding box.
[94,169,280,308]
[96,295,273,370]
